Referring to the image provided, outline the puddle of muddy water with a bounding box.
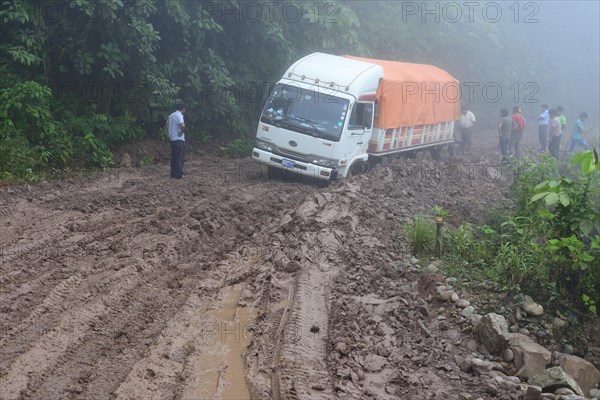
[182,284,257,400]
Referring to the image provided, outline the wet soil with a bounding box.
[1,132,535,399]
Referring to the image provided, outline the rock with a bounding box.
[410,257,420,265]
[515,307,524,321]
[364,354,387,372]
[335,342,350,355]
[455,299,471,308]
[536,330,548,339]
[553,387,574,395]
[451,292,460,302]
[467,313,483,326]
[510,333,551,380]
[460,356,474,373]
[523,302,544,316]
[526,385,543,400]
[285,261,301,272]
[557,353,600,396]
[589,388,600,398]
[471,358,495,376]
[519,328,531,336]
[440,290,456,301]
[484,384,499,396]
[529,366,584,396]
[120,152,133,168]
[460,392,473,400]
[424,262,439,273]
[553,318,567,328]
[461,306,475,317]
[503,348,515,363]
[541,394,556,399]
[562,344,574,355]
[504,376,521,384]
[475,313,509,355]
[467,339,479,352]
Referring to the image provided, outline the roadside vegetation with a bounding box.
[405,150,600,316]
[2,1,593,181]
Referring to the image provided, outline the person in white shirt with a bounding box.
[166,103,187,179]
[459,106,476,155]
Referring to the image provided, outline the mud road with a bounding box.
[1,135,522,400]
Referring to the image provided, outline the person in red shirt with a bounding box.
[510,106,526,158]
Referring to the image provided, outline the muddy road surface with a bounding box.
[1,136,517,400]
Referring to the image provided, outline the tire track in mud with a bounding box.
[246,184,362,400]
[0,160,317,400]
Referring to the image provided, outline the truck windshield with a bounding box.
[260,83,349,142]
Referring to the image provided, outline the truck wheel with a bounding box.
[346,161,365,179]
[430,146,443,161]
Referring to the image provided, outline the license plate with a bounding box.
[281,158,295,169]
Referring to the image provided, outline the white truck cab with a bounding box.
[252,53,458,180]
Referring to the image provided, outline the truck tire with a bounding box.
[346,161,366,179]
[430,146,443,161]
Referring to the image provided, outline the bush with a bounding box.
[219,137,254,159]
[404,215,436,257]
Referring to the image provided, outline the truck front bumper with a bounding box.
[252,148,337,181]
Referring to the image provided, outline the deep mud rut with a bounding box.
[1,135,526,400]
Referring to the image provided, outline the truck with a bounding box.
[252,52,460,180]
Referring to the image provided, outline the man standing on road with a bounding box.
[568,112,591,153]
[548,109,562,159]
[537,104,549,152]
[498,108,512,162]
[167,103,187,179]
[459,106,476,155]
[510,106,526,158]
[555,106,566,157]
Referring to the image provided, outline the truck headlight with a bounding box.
[256,140,273,152]
[314,159,338,169]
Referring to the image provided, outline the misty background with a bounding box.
[1,0,598,177]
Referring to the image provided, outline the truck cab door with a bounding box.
[344,101,374,173]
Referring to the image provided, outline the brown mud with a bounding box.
[1,133,535,400]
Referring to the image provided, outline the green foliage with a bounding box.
[583,294,597,315]
[219,137,254,159]
[404,215,435,257]
[443,152,599,315]
[443,224,497,269]
[0,0,596,181]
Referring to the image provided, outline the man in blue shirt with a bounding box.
[537,104,549,152]
[568,112,591,153]
[166,103,187,179]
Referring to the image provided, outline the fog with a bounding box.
[346,0,600,132]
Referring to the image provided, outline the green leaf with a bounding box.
[559,193,571,207]
[531,192,548,203]
[548,180,560,188]
[534,181,549,190]
[544,192,559,206]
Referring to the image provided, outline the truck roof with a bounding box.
[283,53,383,98]
[283,53,460,128]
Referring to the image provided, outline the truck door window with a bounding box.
[349,102,374,130]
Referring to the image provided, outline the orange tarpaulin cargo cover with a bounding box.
[345,56,460,129]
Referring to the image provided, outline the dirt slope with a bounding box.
[1,135,518,400]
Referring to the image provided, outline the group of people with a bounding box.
[535,104,591,158]
[497,106,526,160]
[495,104,592,162]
